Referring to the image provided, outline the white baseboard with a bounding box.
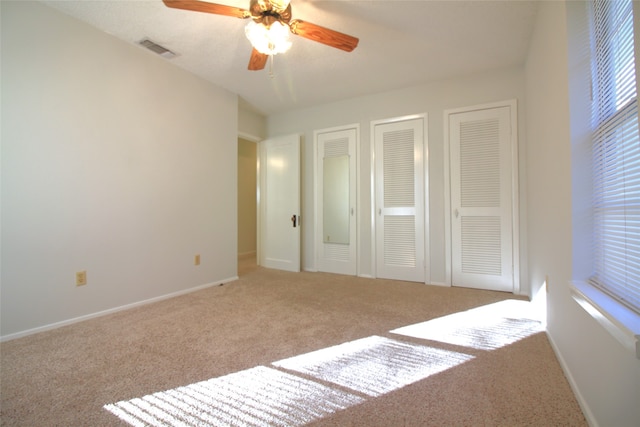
[546,331,598,427]
[427,281,449,287]
[0,276,238,342]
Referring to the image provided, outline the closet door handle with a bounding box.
[291,214,297,228]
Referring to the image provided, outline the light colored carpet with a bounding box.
[0,257,586,426]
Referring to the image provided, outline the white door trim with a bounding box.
[443,99,519,294]
[238,131,262,143]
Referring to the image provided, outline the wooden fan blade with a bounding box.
[248,48,268,70]
[289,19,359,52]
[162,0,250,19]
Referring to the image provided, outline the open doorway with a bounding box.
[238,137,258,274]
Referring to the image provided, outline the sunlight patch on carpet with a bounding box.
[104,366,365,427]
[272,336,474,397]
[391,299,544,351]
[104,300,541,425]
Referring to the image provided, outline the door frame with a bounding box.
[443,99,520,294]
[370,113,430,283]
[238,132,261,265]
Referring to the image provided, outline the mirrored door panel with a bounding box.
[315,126,357,275]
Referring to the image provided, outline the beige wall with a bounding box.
[1,1,238,338]
[239,105,266,141]
[525,1,640,425]
[238,138,257,256]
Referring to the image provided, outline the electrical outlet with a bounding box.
[194,254,201,266]
[76,271,87,286]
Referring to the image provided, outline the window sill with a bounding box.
[570,281,640,359]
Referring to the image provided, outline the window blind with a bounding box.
[589,0,640,314]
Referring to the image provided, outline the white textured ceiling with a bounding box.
[41,0,539,115]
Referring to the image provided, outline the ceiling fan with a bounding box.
[162,0,359,71]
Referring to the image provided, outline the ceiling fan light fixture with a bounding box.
[245,20,292,56]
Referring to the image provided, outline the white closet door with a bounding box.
[374,117,425,283]
[316,127,357,275]
[450,106,513,292]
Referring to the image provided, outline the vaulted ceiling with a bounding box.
[42,0,539,115]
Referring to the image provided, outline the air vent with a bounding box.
[138,38,176,59]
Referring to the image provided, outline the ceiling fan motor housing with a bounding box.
[250,0,292,27]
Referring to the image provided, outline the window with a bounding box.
[589,0,640,315]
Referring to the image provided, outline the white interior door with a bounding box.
[449,105,514,292]
[259,134,300,272]
[373,116,426,283]
[315,126,357,275]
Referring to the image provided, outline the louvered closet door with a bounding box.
[374,117,425,283]
[450,106,513,292]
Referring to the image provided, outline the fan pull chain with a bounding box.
[268,54,275,78]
